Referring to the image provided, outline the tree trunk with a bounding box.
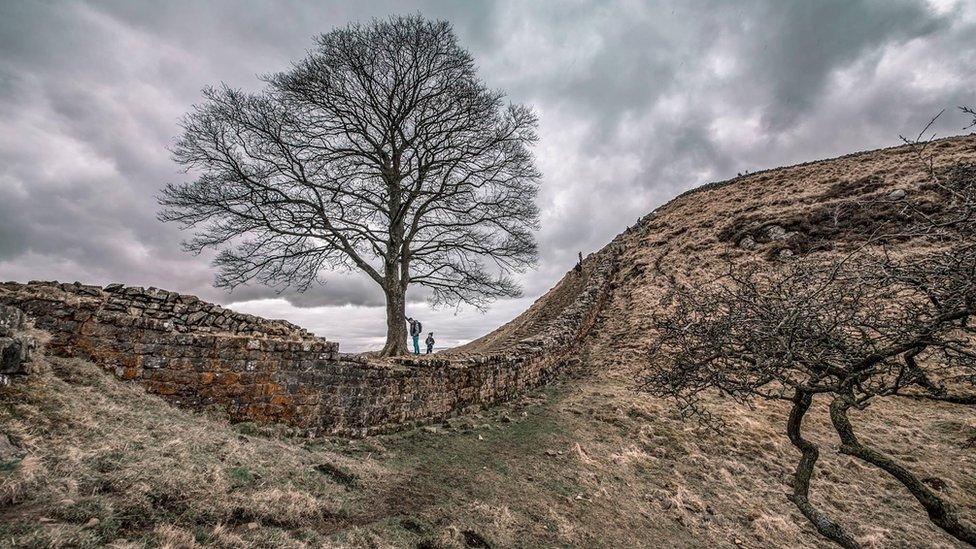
[787,390,861,549]
[379,285,409,357]
[830,395,976,546]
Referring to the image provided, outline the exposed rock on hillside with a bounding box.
[0,305,36,385]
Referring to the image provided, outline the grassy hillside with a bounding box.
[3,135,976,548]
[3,349,973,548]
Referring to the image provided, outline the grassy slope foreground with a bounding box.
[3,348,973,548]
[3,135,976,548]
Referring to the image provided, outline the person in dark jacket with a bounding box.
[425,332,435,354]
[406,317,422,355]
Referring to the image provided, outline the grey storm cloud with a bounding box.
[2,0,975,350]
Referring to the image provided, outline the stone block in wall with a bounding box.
[0,306,27,335]
[142,356,166,370]
[0,336,35,377]
[0,306,36,381]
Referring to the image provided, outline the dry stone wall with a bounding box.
[0,281,338,426]
[0,263,618,435]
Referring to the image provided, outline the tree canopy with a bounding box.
[159,15,541,355]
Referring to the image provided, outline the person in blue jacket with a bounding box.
[406,317,422,355]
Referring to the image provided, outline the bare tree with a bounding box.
[640,143,976,546]
[159,15,540,356]
[962,105,976,129]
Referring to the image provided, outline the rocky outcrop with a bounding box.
[0,305,36,385]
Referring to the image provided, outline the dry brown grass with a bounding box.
[589,134,976,365]
[0,353,388,547]
[328,373,974,547]
[452,263,587,355]
[2,347,974,547]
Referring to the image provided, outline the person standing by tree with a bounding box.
[159,15,541,356]
[406,317,422,355]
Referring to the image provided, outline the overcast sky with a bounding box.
[2,0,975,351]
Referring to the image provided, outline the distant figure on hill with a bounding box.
[574,251,583,275]
[425,333,435,354]
[406,317,423,355]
